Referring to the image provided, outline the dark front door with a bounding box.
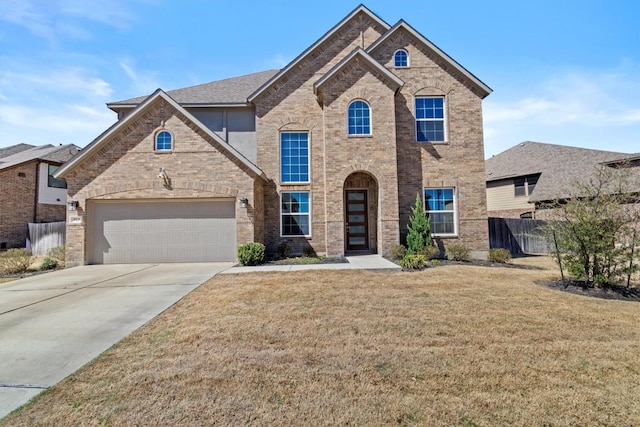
[345,190,369,251]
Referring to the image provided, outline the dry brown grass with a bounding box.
[4,259,640,426]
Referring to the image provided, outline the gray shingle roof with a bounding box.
[485,141,637,202]
[0,143,35,159]
[0,144,80,171]
[108,69,279,107]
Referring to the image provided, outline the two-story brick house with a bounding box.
[56,5,492,266]
[0,143,80,248]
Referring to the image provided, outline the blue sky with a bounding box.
[0,0,638,158]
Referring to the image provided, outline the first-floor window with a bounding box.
[281,191,310,236]
[424,187,456,235]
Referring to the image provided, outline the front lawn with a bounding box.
[4,259,639,426]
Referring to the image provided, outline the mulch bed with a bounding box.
[546,280,640,302]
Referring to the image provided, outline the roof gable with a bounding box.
[313,47,404,100]
[367,20,492,98]
[57,89,265,180]
[248,4,390,103]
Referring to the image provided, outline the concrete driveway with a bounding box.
[0,262,232,419]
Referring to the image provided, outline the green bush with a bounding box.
[446,244,470,261]
[488,248,511,263]
[0,248,32,274]
[421,245,440,260]
[399,254,426,269]
[40,257,58,271]
[48,246,65,262]
[302,245,317,258]
[277,242,291,259]
[406,194,432,254]
[238,242,265,266]
[389,244,407,260]
[430,259,441,267]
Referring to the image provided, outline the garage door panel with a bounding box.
[90,200,236,264]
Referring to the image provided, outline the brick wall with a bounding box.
[63,99,260,266]
[370,27,489,254]
[254,13,489,257]
[0,161,38,247]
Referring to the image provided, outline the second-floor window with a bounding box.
[280,132,309,183]
[415,96,445,142]
[47,165,67,189]
[514,175,538,197]
[347,100,371,135]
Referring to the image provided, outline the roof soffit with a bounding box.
[247,4,390,102]
[367,20,492,98]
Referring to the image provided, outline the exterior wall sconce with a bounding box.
[239,198,249,208]
[67,200,79,211]
[158,167,171,189]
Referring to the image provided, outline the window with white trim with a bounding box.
[424,187,456,235]
[280,132,309,183]
[514,175,538,197]
[347,100,371,135]
[47,165,66,189]
[394,49,408,67]
[155,130,173,151]
[281,191,310,236]
[415,96,445,142]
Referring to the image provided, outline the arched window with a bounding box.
[155,130,173,151]
[394,49,408,67]
[347,100,371,135]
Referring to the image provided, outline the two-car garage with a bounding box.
[88,199,236,264]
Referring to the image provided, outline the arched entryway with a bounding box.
[344,171,378,253]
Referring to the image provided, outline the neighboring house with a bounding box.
[56,5,492,266]
[0,144,80,248]
[485,141,636,219]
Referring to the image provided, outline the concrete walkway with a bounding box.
[0,263,232,419]
[221,254,401,274]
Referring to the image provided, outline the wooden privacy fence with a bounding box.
[488,217,551,255]
[27,222,66,256]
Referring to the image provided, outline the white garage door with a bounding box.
[90,200,236,264]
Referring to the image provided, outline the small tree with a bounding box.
[406,193,432,254]
[543,164,640,287]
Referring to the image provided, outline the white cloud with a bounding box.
[0,0,137,43]
[117,58,162,96]
[483,66,640,157]
[1,67,113,99]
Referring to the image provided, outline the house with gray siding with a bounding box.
[486,141,636,218]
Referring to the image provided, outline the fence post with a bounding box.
[627,229,636,288]
[553,230,564,282]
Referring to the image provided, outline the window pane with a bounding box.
[514,178,526,197]
[424,187,455,235]
[47,165,67,189]
[281,133,309,182]
[156,131,172,150]
[394,50,408,67]
[416,97,444,119]
[429,212,454,234]
[417,121,444,142]
[348,100,371,135]
[281,192,310,236]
